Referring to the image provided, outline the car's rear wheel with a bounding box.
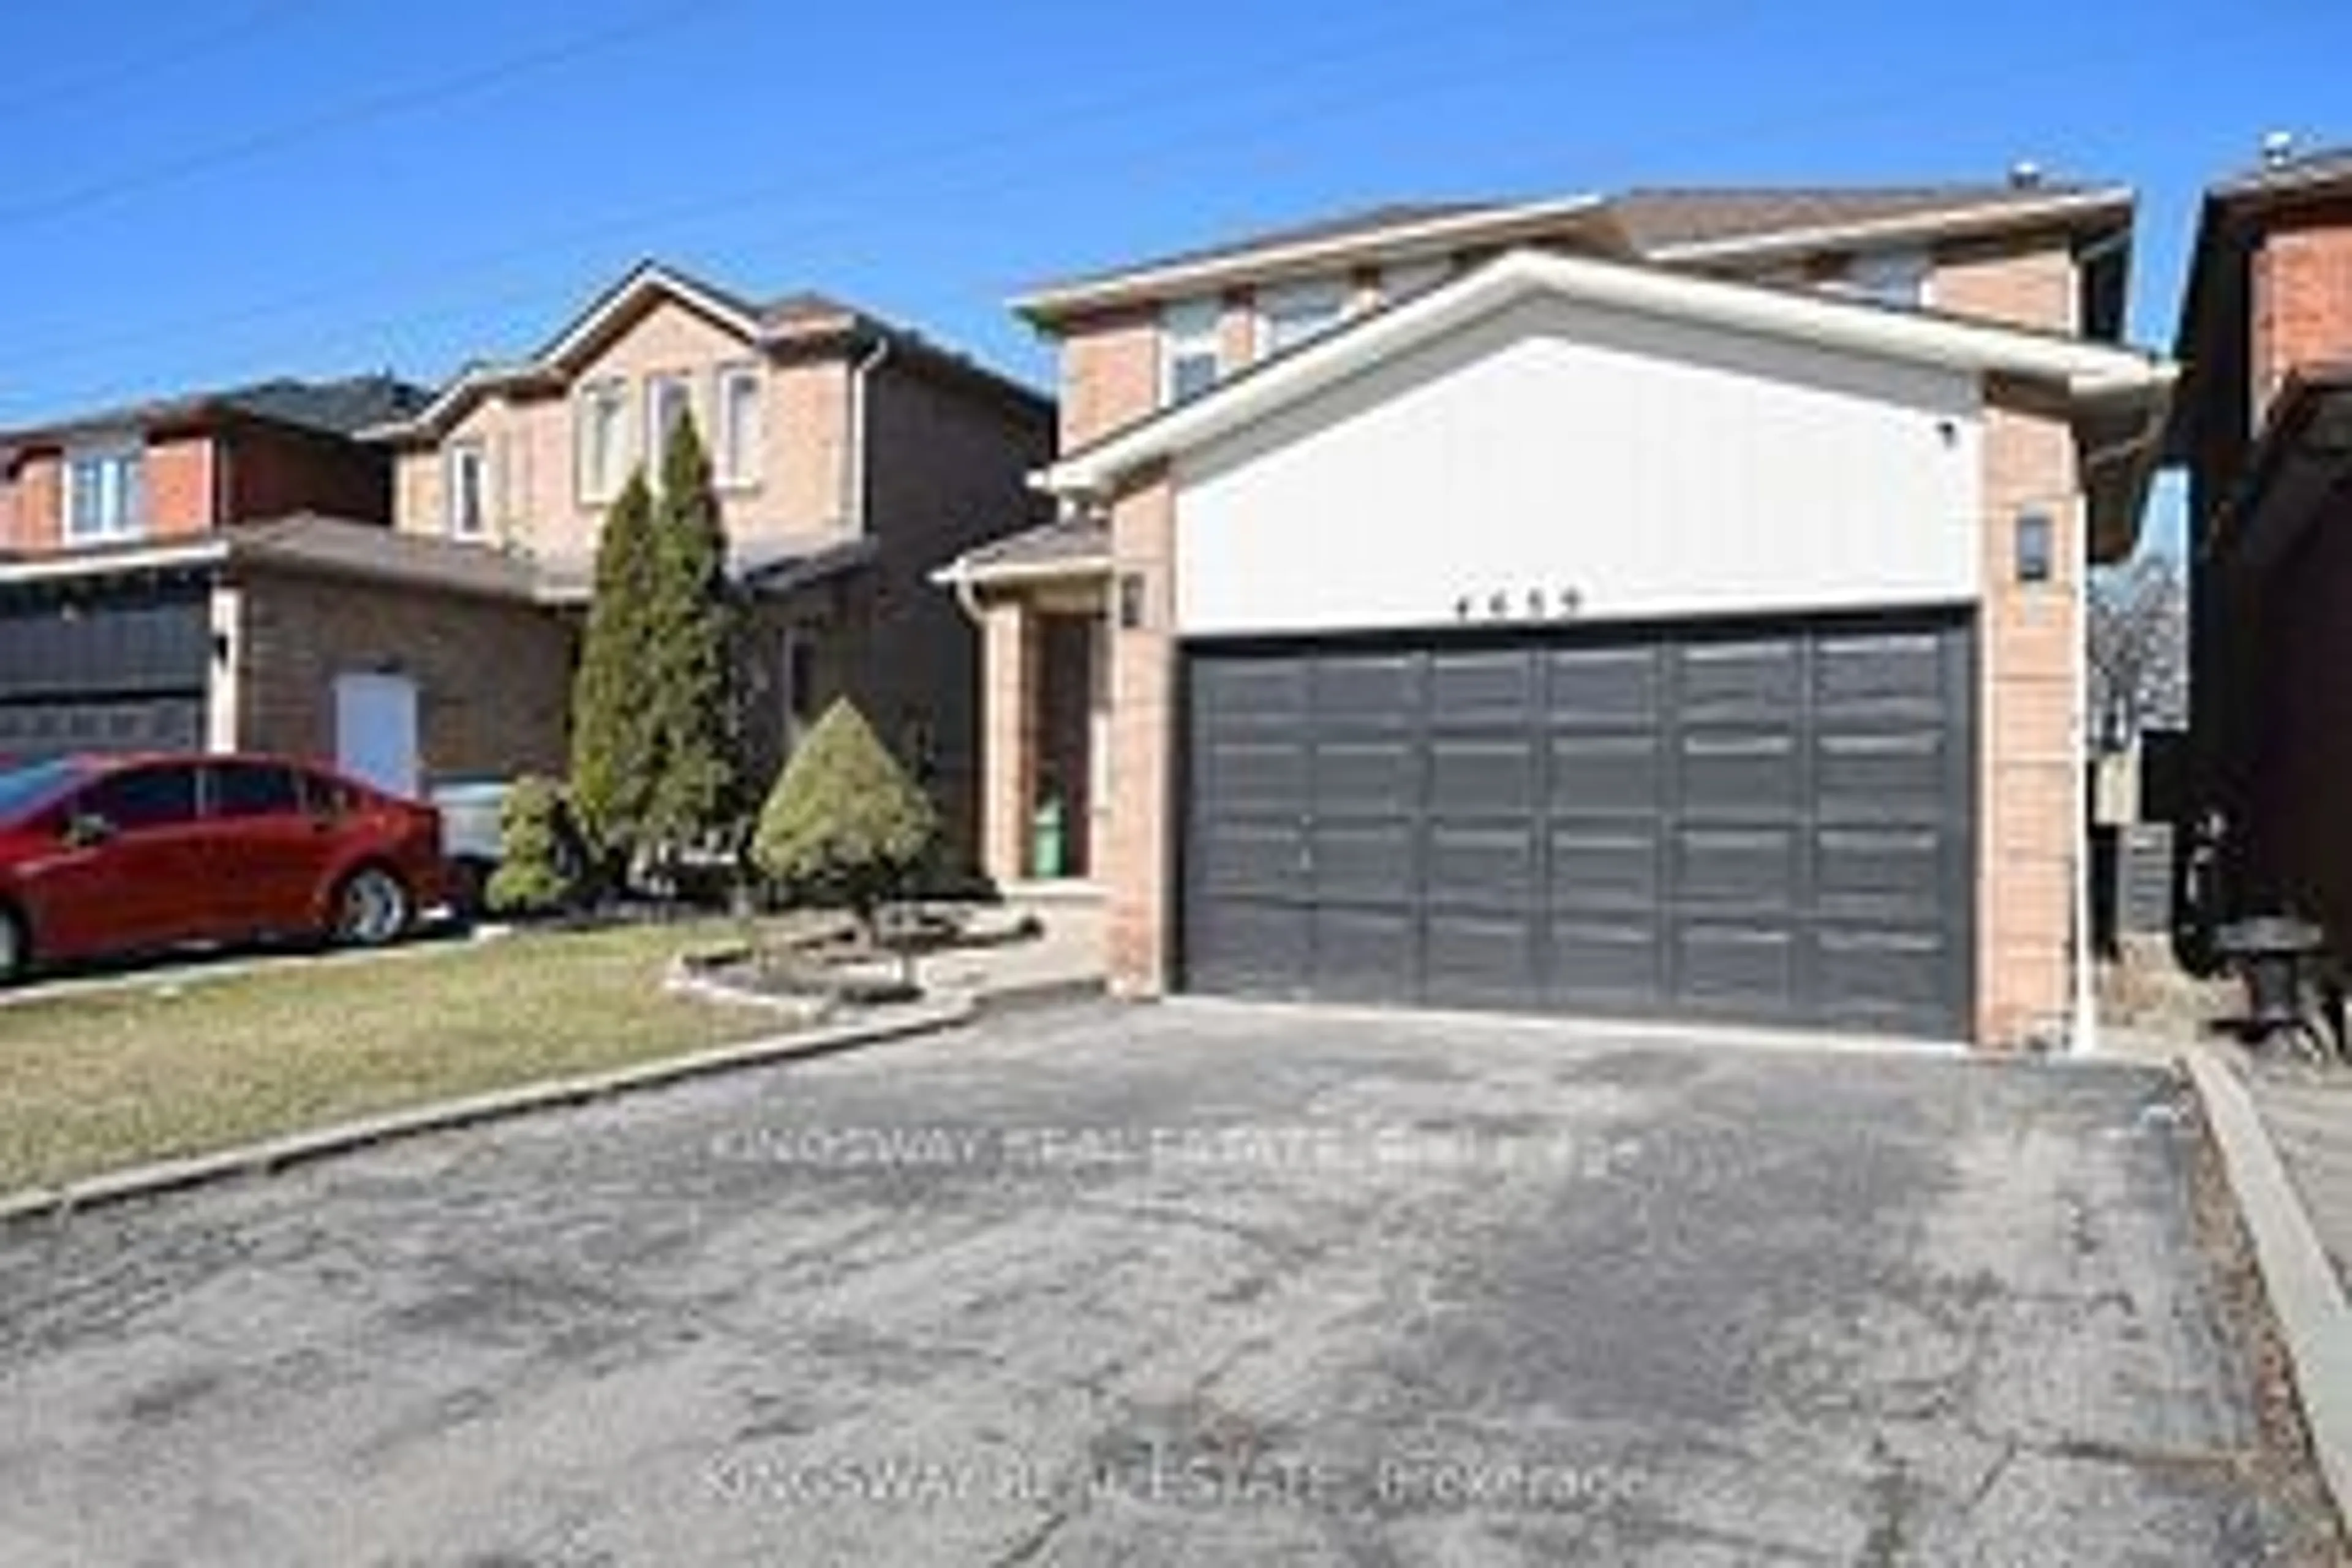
[331,866,412,948]
[0,907,26,985]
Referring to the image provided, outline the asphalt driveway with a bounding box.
[0,1001,2327,1564]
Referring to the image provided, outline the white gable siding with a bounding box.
[1174,293,1984,636]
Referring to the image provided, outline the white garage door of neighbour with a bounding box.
[334,672,421,797]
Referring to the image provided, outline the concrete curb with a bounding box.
[2184,1050,2352,1534]
[0,991,978,1232]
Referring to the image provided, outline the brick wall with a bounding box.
[2251,217,2352,424]
[1931,238,2081,334]
[233,569,572,785]
[1057,308,1158,450]
[1102,469,1175,994]
[225,424,391,525]
[1,456,61,552]
[1977,386,2083,1047]
[145,435,216,536]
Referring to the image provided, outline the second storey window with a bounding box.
[1256,277,1350,357]
[444,442,489,540]
[577,379,629,504]
[646,374,693,470]
[64,443,144,542]
[716,364,763,489]
[1160,298,1222,407]
[1839,248,1931,308]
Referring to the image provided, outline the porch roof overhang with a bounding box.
[931,521,1112,593]
[1034,246,2176,562]
[2203,364,2352,579]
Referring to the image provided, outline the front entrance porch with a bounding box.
[942,523,1112,888]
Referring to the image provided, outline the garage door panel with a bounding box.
[1550,919,1665,1005]
[1182,610,1971,1039]
[1425,913,1539,1006]
[1679,731,1800,816]
[1427,824,1537,905]
[1676,825,1801,910]
[1315,740,1417,810]
[1547,646,1662,725]
[1677,639,1800,718]
[1676,924,1798,1009]
[0,586,210,764]
[1430,650,1537,723]
[1312,821,1414,899]
[1815,929,1953,1021]
[1312,906,1418,1003]
[1550,733,1659,813]
[1428,736,1536,813]
[1815,731,1950,820]
[1550,825,1660,910]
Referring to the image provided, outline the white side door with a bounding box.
[334,671,421,797]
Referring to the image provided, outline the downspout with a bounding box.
[845,333,894,534]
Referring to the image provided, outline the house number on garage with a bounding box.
[1454,587,1584,622]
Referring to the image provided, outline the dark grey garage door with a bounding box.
[0,582,209,766]
[1180,611,1975,1038]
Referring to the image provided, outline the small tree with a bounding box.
[751,699,938,943]
[641,417,741,867]
[568,470,661,877]
[485,775,586,917]
[2089,549,2188,752]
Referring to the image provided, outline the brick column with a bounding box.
[979,597,1038,886]
[1104,470,1177,996]
[1977,392,2082,1047]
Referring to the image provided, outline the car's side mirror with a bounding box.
[63,812,116,849]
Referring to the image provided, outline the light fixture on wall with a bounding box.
[1117,573,1146,630]
[2015,511,2054,586]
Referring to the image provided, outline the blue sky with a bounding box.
[4,0,2344,552]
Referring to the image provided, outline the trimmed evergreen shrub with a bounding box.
[485,775,586,917]
[751,699,938,938]
[567,470,661,871]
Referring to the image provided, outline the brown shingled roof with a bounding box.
[1608,183,2122,251]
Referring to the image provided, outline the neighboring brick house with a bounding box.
[0,375,575,790]
[940,179,2173,1048]
[364,262,1055,855]
[2171,141,2352,962]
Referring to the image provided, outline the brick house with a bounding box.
[2171,140,2352,960]
[940,180,2174,1047]
[0,375,575,790]
[363,260,1055,854]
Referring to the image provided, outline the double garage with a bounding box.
[0,575,211,765]
[1180,611,1974,1038]
[1030,250,2168,1047]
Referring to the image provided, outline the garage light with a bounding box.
[2015,511,2054,586]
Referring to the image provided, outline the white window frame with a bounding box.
[1840,247,1932,307]
[714,363,763,491]
[644,372,694,473]
[62,440,145,543]
[443,440,490,540]
[1159,297,1223,408]
[1254,276,1351,358]
[576,377,630,505]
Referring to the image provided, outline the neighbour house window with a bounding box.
[717,364,763,489]
[444,442,490,540]
[646,373,693,469]
[1159,298,1223,407]
[1838,248,1931,308]
[576,379,629,503]
[63,443,144,542]
[1256,277,1351,357]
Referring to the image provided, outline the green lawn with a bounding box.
[0,921,779,1195]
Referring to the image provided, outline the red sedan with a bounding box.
[0,753,447,983]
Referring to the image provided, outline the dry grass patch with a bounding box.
[0,920,773,1194]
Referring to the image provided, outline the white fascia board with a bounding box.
[1647,188,2134,265]
[0,540,228,584]
[1011,195,1618,321]
[1041,248,2173,497]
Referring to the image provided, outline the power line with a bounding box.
[0,0,304,118]
[0,0,718,229]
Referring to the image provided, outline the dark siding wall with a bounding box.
[859,358,1055,867]
[226,425,394,526]
[2244,493,2352,958]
